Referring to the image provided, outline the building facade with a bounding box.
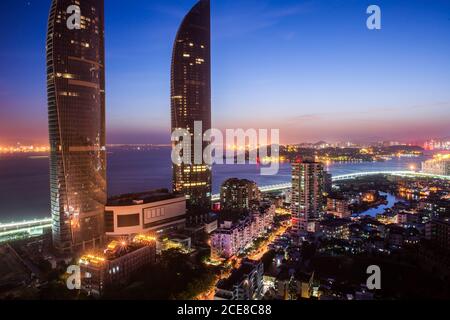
[422,155,450,176]
[425,218,450,251]
[319,219,350,240]
[211,205,275,259]
[327,197,351,218]
[215,259,264,300]
[46,0,107,253]
[104,191,186,237]
[220,178,260,212]
[80,235,156,296]
[171,0,212,210]
[291,161,325,233]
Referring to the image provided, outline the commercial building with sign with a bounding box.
[104,190,186,237]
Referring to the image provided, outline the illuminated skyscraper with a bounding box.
[291,160,325,233]
[171,0,212,210]
[46,0,106,253]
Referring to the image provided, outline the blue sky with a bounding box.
[0,0,450,144]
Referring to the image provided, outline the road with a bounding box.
[197,222,290,300]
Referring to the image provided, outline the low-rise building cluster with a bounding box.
[211,204,275,259]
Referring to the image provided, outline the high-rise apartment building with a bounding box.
[291,161,325,233]
[220,178,260,212]
[171,0,212,210]
[46,0,106,253]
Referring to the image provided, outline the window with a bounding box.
[117,214,140,227]
[144,207,166,220]
[104,211,114,232]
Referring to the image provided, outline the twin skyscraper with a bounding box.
[46,0,212,254]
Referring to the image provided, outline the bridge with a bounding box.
[211,170,450,201]
[1,171,449,240]
[331,170,450,182]
[0,218,52,243]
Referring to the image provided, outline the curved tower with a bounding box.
[46,0,106,253]
[171,0,212,211]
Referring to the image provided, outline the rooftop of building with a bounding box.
[320,218,351,228]
[221,178,258,187]
[430,217,450,226]
[291,159,323,165]
[107,189,182,206]
[359,216,383,226]
[327,193,348,201]
[216,259,261,291]
[79,235,156,266]
[160,233,191,242]
[386,224,406,234]
[257,201,274,212]
[215,211,270,232]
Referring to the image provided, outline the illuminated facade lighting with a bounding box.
[171,0,212,210]
[46,0,107,253]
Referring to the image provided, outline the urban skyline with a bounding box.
[1,0,450,145]
[0,0,450,304]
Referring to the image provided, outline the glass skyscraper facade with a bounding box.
[46,0,106,253]
[171,0,212,211]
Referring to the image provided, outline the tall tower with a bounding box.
[46,0,106,253]
[291,160,325,233]
[171,0,212,211]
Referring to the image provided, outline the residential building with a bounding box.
[215,259,264,300]
[210,205,275,259]
[425,218,450,251]
[319,219,350,240]
[327,196,351,218]
[220,178,260,212]
[291,160,325,233]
